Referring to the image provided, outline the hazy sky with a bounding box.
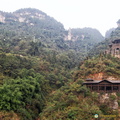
[0,0,120,36]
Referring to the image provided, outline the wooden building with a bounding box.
[83,79,120,93]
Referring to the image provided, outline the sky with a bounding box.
[0,0,120,36]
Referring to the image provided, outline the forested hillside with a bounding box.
[0,8,105,119]
[40,54,120,120]
[0,8,104,67]
[75,54,120,80]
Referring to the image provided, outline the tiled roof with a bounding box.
[83,79,120,84]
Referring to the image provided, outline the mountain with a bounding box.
[65,27,104,51]
[0,8,104,68]
[0,8,104,119]
[105,28,115,38]
[0,8,65,47]
[88,19,120,57]
[88,28,119,57]
[0,8,64,31]
[66,28,104,42]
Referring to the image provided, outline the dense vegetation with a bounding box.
[0,52,73,119]
[39,54,120,120]
[40,80,102,120]
[75,54,120,80]
[1,8,119,120]
[0,8,104,67]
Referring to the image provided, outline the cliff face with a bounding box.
[64,27,104,42]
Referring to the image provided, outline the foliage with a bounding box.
[0,74,50,119]
[74,54,120,79]
[0,8,112,120]
[0,8,104,69]
[40,81,102,120]
[109,94,116,101]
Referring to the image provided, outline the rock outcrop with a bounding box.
[99,93,118,110]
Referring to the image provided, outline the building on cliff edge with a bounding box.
[105,39,120,58]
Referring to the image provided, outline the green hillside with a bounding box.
[0,8,104,64]
[0,8,106,119]
[39,54,120,120]
[75,54,120,80]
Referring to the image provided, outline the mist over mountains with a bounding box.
[0,8,104,57]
